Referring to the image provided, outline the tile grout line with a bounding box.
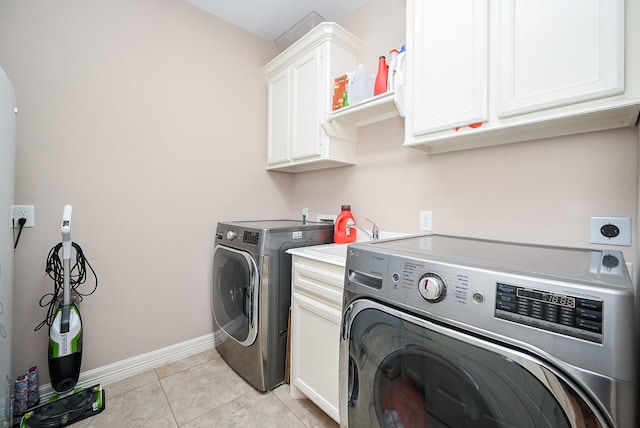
[156,357,255,427]
[156,367,181,428]
[271,386,301,418]
[271,384,330,428]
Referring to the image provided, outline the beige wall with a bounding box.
[1,0,638,384]
[0,0,287,380]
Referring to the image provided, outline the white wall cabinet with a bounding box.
[289,255,344,423]
[408,0,489,136]
[404,0,640,154]
[263,23,361,173]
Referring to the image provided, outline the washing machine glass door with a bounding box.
[212,245,259,346]
[342,300,607,428]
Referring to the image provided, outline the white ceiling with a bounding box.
[184,0,369,42]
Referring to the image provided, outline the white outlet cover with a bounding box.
[10,204,35,228]
[419,211,432,231]
[589,216,631,246]
[317,214,336,223]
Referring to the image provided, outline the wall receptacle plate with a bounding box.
[419,211,432,231]
[317,214,336,223]
[589,216,631,246]
[11,205,35,228]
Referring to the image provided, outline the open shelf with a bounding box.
[327,90,403,127]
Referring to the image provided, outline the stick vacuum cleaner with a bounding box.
[48,205,82,392]
[21,205,105,428]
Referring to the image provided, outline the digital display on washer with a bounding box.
[495,283,603,343]
[516,289,576,308]
[243,231,260,245]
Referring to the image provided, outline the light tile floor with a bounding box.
[73,349,339,428]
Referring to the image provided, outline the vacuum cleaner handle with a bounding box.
[62,204,72,260]
[61,204,72,332]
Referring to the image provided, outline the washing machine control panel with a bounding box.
[242,231,260,245]
[215,224,262,252]
[495,283,603,343]
[417,273,446,302]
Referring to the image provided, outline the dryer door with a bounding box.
[212,245,259,346]
[340,299,608,428]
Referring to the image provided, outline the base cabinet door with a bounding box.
[289,256,344,423]
[291,292,341,421]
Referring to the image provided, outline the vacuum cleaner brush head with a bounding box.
[20,385,105,428]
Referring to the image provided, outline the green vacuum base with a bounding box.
[20,384,105,428]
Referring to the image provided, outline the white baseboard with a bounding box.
[39,332,217,400]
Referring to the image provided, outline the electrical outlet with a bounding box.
[317,214,337,223]
[419,211,432,231]
[11,205,35,228]
[589,216,631,246]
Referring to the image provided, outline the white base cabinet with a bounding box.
[263,23,361,173]
[289,255,344,423]
[404,0,640,154]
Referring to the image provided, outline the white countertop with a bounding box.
[288,231,411,267]
[288,242,350,266]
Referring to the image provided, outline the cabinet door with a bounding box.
[291,292,341,422]
[290,48,323,161]
[266,68,290,165]
[408,0,489,135]
[496,0,624,118]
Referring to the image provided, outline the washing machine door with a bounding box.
[211,245,259,346]
[340,299,609,428]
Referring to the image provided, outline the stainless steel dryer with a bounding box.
[212,220,333,391]
[340,234,635,428]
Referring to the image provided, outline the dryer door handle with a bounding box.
[341,305,353,340]
[243,286,254,327]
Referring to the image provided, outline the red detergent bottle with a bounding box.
[334,205,356,244]
[374,56,388,96]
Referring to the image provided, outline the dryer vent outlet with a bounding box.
[589,216,631,246]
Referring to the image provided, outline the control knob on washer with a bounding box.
[226,230,237,241]
[418,273,446,302]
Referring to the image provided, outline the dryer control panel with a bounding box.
[495,283,603,343]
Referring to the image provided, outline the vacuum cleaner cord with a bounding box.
[35,242,98,331]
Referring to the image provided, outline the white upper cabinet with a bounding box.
[404,0,640,154]
[496,0,624,118]
[263,23,361,173]
[409,0,489,135]
[290,48,325,161]
[266,68,290,165]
